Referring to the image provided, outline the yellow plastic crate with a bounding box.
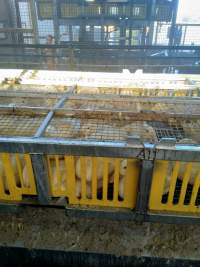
[0,153,37,201]
[149,160,200,213]
[47,155,140,209]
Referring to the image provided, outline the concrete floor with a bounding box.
[0,206,199,260]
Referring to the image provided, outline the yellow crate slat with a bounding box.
[47,156,139,209]
[113,159,120,202]
[55,155,67,196]
[1,153,22,201]
[123,159,140,208]
[167,161,180,204]
[102,158,109,201]
[179,163,193,206]
[0,152,200,213]
[55,155,62,191]
[149,160,169,210]
[64,156,76,202]
[80,157,87,201]
[47,155,67,197]
[47,156,55,196]
[0,153,36,201]
[0,172,7,199]
[190,170,200,206]
[22,154,37,195]
[91,157,97,200]
[149,160,200,213]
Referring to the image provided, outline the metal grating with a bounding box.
[153,119,200,144]
[0,114,45,137]
[0,90,199,144]
[43,115,200,144]
[154,121,185,142]
[169,119,200,144]
[45,117,157,142]
[155,127,185,142]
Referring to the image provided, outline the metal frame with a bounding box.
[65,207,200,224]
[1,44,200,50]
[36,0,54,20]
[31,154,51,205]
[135,160,154,222]
[38,0,174,21]
[1,136,200,223]
[0,92,200,223]
[34,90,74,137]
[0,21,7,40]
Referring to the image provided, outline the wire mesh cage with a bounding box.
[0,113,46,137]
[0,75,200,219]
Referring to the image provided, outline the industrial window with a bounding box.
[94,26,101,42]
[37,0,53,20]
[134,7,140,16]
[132,5,146,19]
[181,26,200,45]
[109,6,118,16]
[84,4,101,16]
[131,29,141,45]
[155,5,172,21]
[125,29,130,45]
[18,1,32,28]
[60,3,80,18]
[153,22,170,45]
[72,26,79,42]
[86,26,90,32]
[0,22,6,39]
[104,26,120,45]
[18,1,33,44]
[60,25,70,42]
[37,20,54,43]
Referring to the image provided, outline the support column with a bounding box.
[53,0,60,44]
[169,0,179,46]
[29,0,39,44]
[147,0,156,45]
[135,160,154,222]
[31,154,51,205]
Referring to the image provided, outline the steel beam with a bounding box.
[31,154,51,205]
[135,160,154,222]
[34,89,74,138]
[0,44,200,50]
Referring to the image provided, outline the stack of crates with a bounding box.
[0,69,200,223]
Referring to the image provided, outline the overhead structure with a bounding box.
[0,0,200,72]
